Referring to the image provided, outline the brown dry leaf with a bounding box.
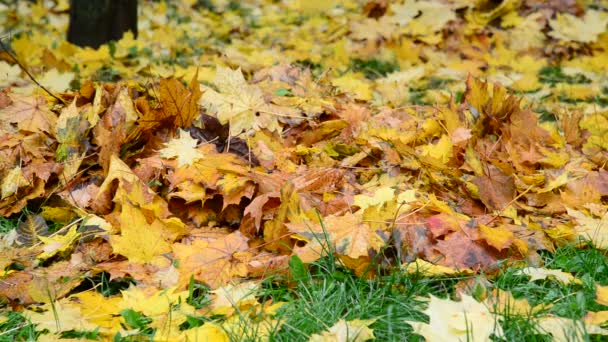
[0,94,57,134]
[159,70,202,127]
[434,230,504,271]
[92,87,137,172]
[473,165,516,212]
[0,271,35,304]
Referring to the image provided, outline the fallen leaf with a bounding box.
[309,318,376,342]
[407,295,503,341]
[110,202,173,264]
[548,10,608,43]
[173,231,251,289]
[567,208,608,249]
[159,128,205,167]
[514,267,582,285]
[535,316,608,342]
[596,285,608,306]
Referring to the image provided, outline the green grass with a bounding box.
[1,218,607,342]
[0,217,18,234]
[350,58,400,80]
[0,312,39,342]
[264,257,428,341]
[491,243,608,341]
[538,66,591,85]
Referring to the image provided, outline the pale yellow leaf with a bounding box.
[160,128,205,167]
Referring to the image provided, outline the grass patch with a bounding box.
[0,217,17,234]
[262,256,429,341]
[0,312,39,342]
[2,239,606,341]
[350,58,399,80]
[538,66,591,85]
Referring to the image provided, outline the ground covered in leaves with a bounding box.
[0,0,608,341]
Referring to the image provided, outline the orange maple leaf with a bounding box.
[173,231,251,289]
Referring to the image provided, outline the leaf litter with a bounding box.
[0,0,608,340]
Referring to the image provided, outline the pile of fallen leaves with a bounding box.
[0,0,607,340]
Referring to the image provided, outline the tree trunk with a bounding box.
[67,0,137,49]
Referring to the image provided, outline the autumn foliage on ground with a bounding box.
[0,0,607,340]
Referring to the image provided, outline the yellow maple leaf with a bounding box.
[331,73,372,101]
[200,66,281,134]
[25,299,98,335]
[160,128,205,167]
[585,311,608,326]
[514,267,582,285]
[419,134,454,167]
[37,225,80,261]
[503,12,545,51]
[403,259,474,277]
[0,61,22,87]
[466,0,520,26]
[549,10,608,43]
[113,31,143,59]
[536,316,608,342]
[95,155,141,200]
[309,318,376,342]
[407,295,503,341]
[181,323,230,342]
[579,111,608,151]
[38,68,74,93]
[404,0,456,37]
[567,208,608,249]
[119,286,195,340]
[596,285,608,306]
[1,166,29,199]
[353,186,395,211]
[490,289,546,316]
[478,224,514,251]
[210,281,260,316]
[120,285,189,317]
[350,17,396,42]
[110,202,173,264]
[287,213,384,260]
[73,291,123,336]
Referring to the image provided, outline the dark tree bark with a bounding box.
[67,0,137,48]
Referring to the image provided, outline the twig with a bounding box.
[0,35,66,104]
